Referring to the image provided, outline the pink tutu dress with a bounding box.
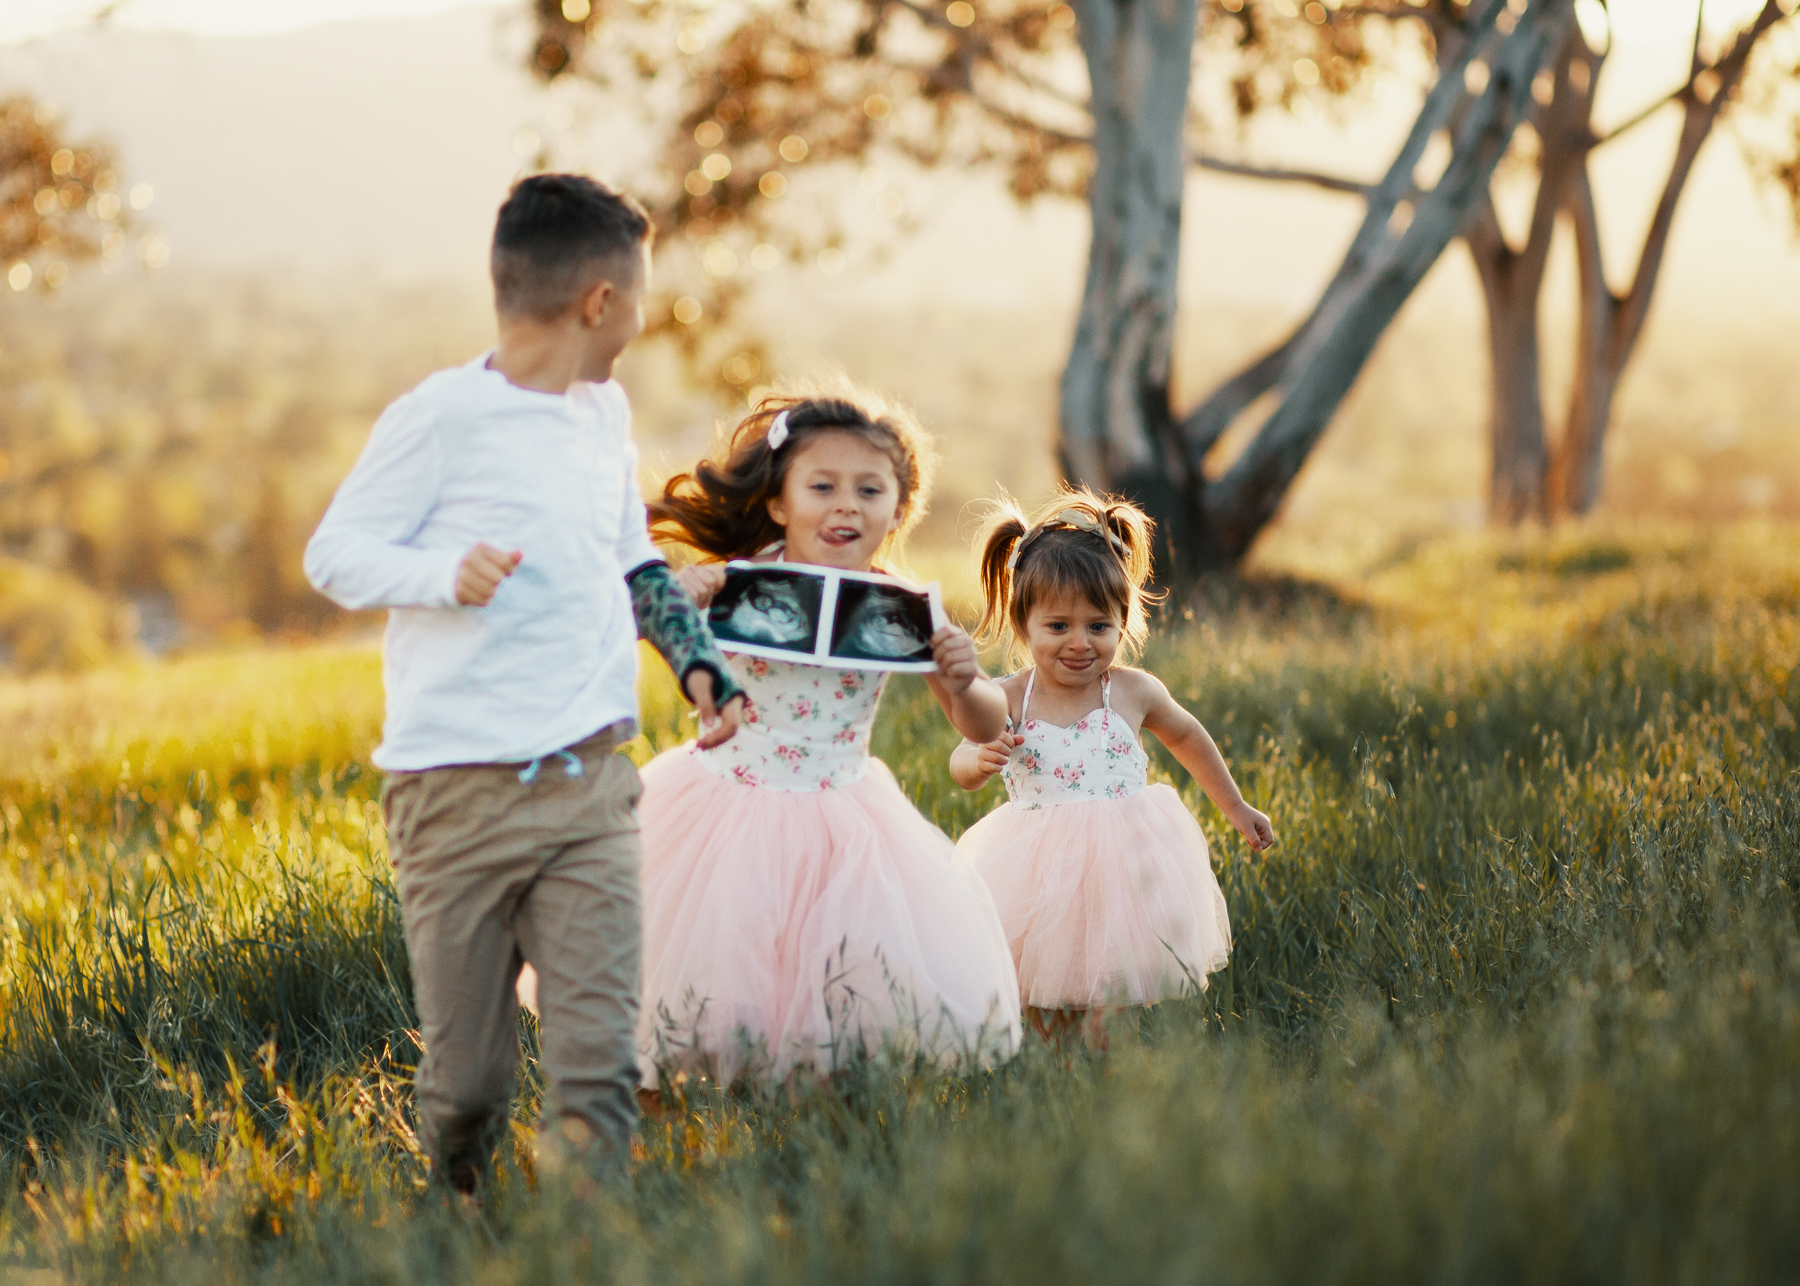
[635,654,1022,1088]
[957,670,1232,1008]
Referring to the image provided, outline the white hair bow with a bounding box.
[767,410,791,451]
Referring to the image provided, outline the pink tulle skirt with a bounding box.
[631,746,1021,1089]
[957,784,1232,1009]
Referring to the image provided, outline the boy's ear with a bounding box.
[578,277,614,328]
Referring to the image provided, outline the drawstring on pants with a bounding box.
[518,750,584,784]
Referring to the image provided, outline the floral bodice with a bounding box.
[694,653,887,792]
[1002,671,1148,810]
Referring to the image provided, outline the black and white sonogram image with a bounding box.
[829,580,935,665]
[710,567,825,654]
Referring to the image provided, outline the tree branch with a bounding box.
[1617,0,1787,337]
[1463,189,1510,298]
[1592,85,1682,146]
[1189,152,1374,195]
[965,83,1093,146]
[1594,0,1793,147]
[1517,28,1586,276]
[1564,161,1609,304]
[1174,329,1301,464]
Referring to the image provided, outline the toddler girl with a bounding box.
[627,385,1021,1089]
[951,490,1274,1031]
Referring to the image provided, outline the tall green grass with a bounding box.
[2,527,1797,1283]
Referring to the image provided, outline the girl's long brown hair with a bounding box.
[650,380,936,566]
[974,486,1161,666]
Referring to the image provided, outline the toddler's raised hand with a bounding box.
[970,731,1023,783]
[1227,801,1276,852]
[930,624,983,694]
[456,543,522,606]
[676,563,727,608]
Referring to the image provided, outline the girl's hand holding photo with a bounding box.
[930,624,984,694]
[675,562,727,608]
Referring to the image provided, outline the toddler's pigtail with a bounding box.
[1099,500,1156,593]
[1097,498,1164,656]
[974,498,1030,650]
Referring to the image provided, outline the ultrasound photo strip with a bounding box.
[708,562,947,672]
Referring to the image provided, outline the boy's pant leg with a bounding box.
[384,726,643,1190]
[514,749,644,1176]
[385,766,532,1193]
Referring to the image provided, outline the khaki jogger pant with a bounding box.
[381,723,642,1192]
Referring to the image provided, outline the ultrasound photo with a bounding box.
[828,580,936,666]
[709,563,944,670]
[708,567,825,655]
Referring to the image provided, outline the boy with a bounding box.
[305,174,742,1192]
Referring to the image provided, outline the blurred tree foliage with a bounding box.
[0,270,489,671]
[0,91,144,672]
[0,95,134,289]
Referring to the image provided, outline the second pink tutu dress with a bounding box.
[957,671,1232,1008]
[636,655,1022,1088]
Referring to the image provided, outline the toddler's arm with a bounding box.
[1139,676,1275,851]
[950,733,1022,791]
[304,398,467,611]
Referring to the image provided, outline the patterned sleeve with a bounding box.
[625,561,743,707]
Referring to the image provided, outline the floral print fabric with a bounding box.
[694,654,886,792]
[1003,672,1148,810]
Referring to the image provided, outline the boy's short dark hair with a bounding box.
[491,174,653,321]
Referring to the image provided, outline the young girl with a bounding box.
[951,489,1275,1029]
[626,385,1021,1090]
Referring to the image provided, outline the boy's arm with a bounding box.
[304,399,462,610]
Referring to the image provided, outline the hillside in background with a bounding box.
[3,263,1799,672]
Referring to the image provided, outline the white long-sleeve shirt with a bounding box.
[305,353,662,771]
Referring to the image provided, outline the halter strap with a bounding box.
[1018,668,1118,728]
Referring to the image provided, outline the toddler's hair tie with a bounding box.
[767,410,791,451]
[1006,507,1131,572]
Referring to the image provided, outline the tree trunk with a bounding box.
[1551,166,1625,516]
[1481,282,1550,522]
[1059,0,1574,575]
[1548,0,1787,516]
[1192,0,1574,567]
[1465,29,1591,525]
[1059,0,1200,564]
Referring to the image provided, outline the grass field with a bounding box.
[2,524,1798,1284]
